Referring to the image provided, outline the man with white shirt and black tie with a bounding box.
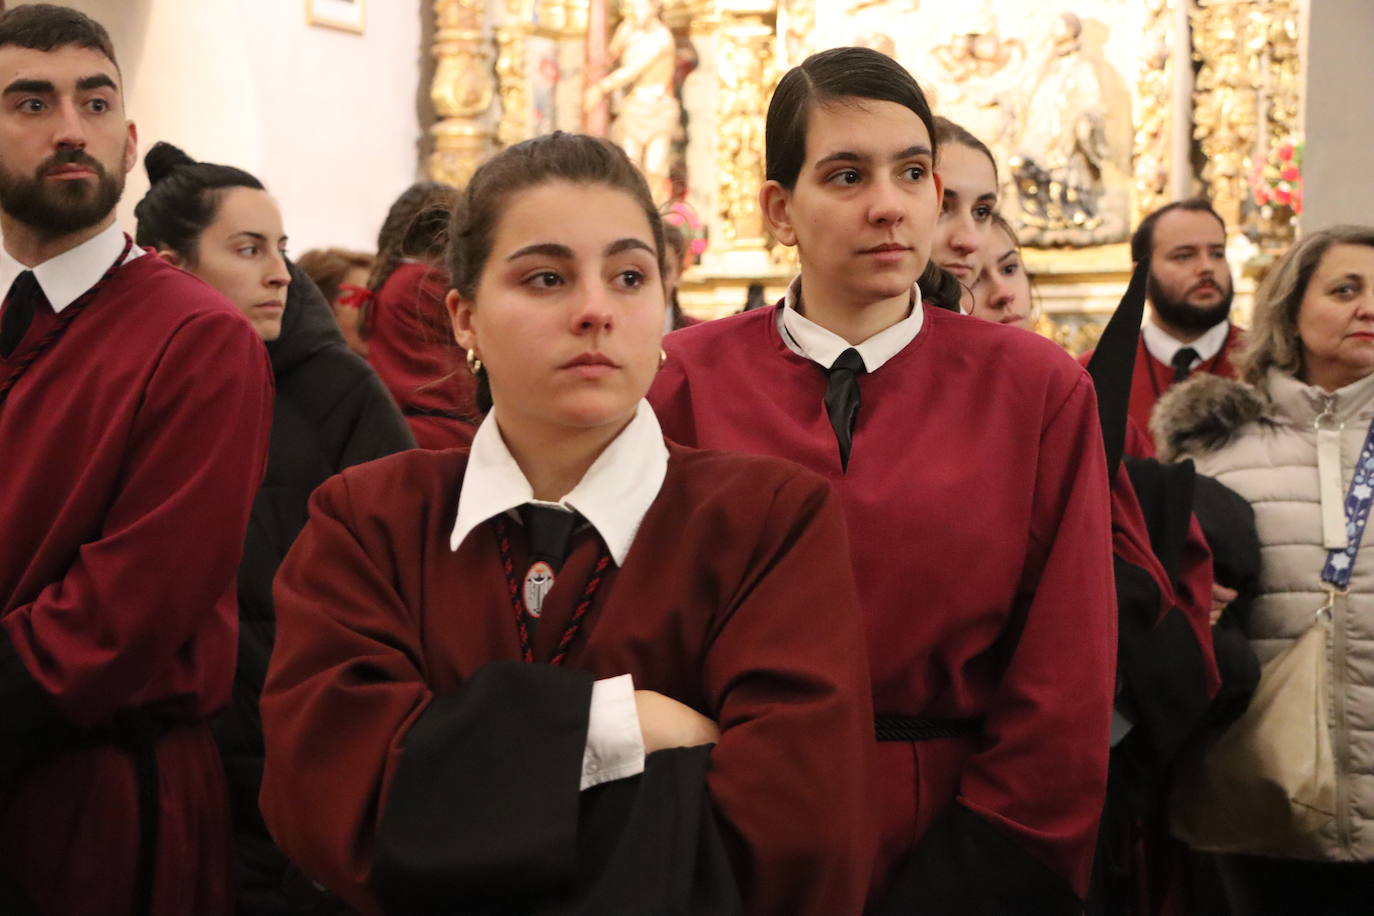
[0,6,272,914]
[1080,198,1245,449]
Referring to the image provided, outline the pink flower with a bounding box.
[1255,187,1270,205]
[1277,143,1295,162]
[1274,188,1292,206]
[1280,166,1300,182]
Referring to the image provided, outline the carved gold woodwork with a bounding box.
[1133,0,1173,222]
[775,0,814,72]
[496,0,534,149]
[1038,316,1106,356]
[429,0,496,186]
[712,0,775,257]
[1191,0,1300,238]
[566,0,590,34]
[423,0,1254,345]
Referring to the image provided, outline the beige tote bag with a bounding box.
[1170,612,1337,853]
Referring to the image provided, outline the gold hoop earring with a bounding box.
[466,349,483,375]
[658,348,667,369]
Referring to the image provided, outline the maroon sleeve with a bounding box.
[258,472,455,914]
[953,373,1115,897]
[0,309,272,725]
[702,470,875,916]
[1111,460,1176,621]
[646,351,700,447]
[259,474,593,916]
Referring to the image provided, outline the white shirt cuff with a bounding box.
[581,673,646,790]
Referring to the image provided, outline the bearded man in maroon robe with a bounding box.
[0,6,272,915]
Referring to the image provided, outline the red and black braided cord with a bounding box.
[494,514,611,667]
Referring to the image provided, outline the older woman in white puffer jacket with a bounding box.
[1153,225,1374,915]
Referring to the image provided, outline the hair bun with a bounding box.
[144,142,196,184]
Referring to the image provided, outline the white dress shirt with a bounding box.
[450,399,670,789]
[0,221,143,309]
[1142,319,1231,372]
[776,275,925,371]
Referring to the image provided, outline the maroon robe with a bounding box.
[0,254,273,915]
[649,304,1116,908]
[365,262,477,448]
[260,444,875,916]
[1079,326,1244,437]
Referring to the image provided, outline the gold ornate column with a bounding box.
[583,0,610,136]
[1133,0,1174,222]
[496,0,534,148]
[430,0,497,187]
[775,0,814,72]
[1191,0,1300,236]
[703,0,776,275]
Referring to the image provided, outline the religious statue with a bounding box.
[1007,13,1123,245]
[926,14,1025,152]
[583,0,679,202]
[929,15,1024,88]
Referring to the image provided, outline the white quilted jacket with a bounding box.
[1159,367,1374,861]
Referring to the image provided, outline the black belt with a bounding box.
[875,715,983,742]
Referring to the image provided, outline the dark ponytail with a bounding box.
[367,181,460,298]
[919,262,963,312]
[133,141,264,264]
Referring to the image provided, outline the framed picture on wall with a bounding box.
[306,0,365,34]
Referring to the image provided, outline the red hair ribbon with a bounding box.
[336,284,375,309]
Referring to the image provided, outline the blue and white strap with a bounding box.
[1320,408,1374,590]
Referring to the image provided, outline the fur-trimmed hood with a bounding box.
[1150,374,1273,462]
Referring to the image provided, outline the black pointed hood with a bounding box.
[1086,258,1149,476]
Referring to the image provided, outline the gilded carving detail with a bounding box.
[775,0,814,72]
[1039,316,1106,357]
[497,0,534,149]
[713,1,775,252]
[430,0,497,186]
[1191,0,1300,236]
[1133,0,1172,222]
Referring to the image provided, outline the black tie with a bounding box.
[0,271,42,358]
[1171,347,1200,384]
[825,348,866,470]
[517,504,579,639]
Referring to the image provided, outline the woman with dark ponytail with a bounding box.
[363,180,480,448]
[258,131,874,916]
[650,46,1116,914]
[136,142,414,915]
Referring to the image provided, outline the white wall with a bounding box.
[1301,0,1374,233]
[21,0,427,253]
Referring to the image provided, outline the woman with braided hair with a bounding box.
[364,180,480,448]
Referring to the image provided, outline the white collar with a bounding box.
[450,400,669,566]
[0,222,142,313]
[1142,318,1231,370]
[777,275,924,371]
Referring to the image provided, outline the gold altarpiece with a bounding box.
[427,0,1301,353]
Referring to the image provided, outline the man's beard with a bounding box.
[1148,270,1233,333]
[0,146,125,237]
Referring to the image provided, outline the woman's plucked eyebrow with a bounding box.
[814,144,933,170]
[605,238,654,258]
[506,239,654,261]
[506,242,573,262]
